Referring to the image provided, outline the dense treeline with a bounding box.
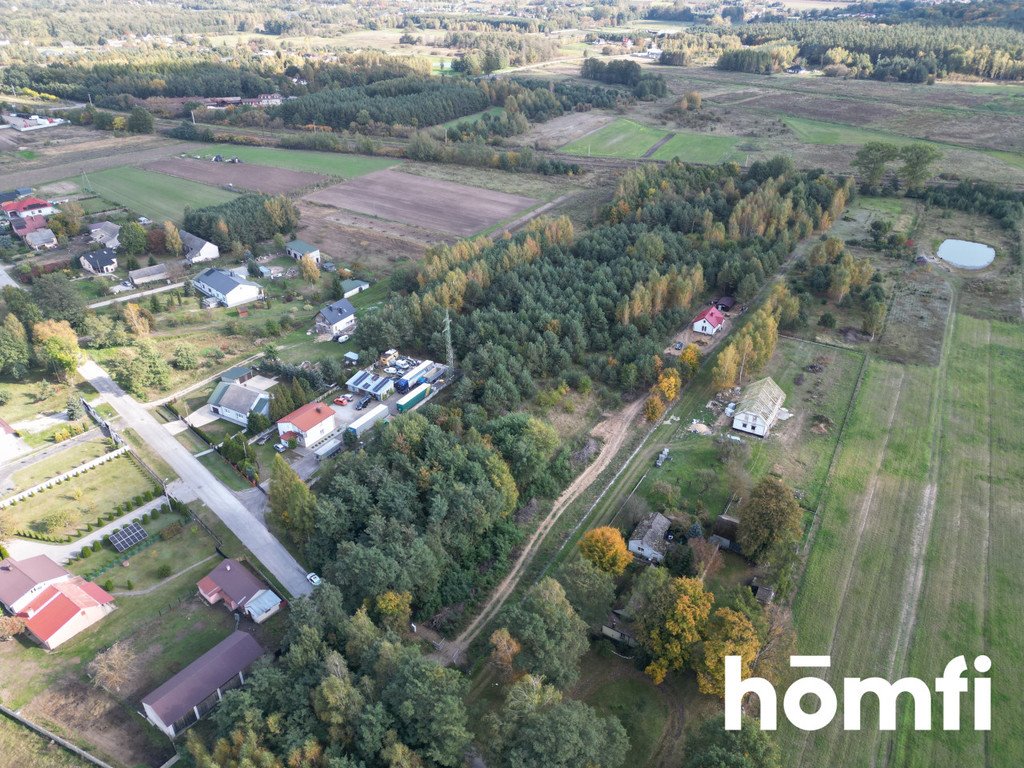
[817,0,1024,32]
[580,58,667,99]
[354,159,851,416]
[444,31,561,73]
[183,194,298,249]
[658,31,742,66]
[736,21,1024,80]
[272,76,489,131]
[717,45,799,74]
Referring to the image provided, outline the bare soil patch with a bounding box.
[304,169,538,237]
[296,200,430,272]
[144,156,325,195]
[515,110,615,150]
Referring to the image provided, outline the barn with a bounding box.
[732,377,786,437]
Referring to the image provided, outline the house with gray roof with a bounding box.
[315,298,356,336]
[193,268,262,308]
[208,381,270,427]
[88,221,120,249]
[141,631,264,737]
[129,263,170,287]
[732,377,786,437]
[25,228,57,251]
[341,278,370,299]
[628,512,671,563]
[181,230,219,264]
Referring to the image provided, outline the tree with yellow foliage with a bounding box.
[678,343,700,380]
[579,527,632,576]
[654,368,681,402]
[642,393,666,422]
[300,253,321,284]
[122,302,150,336]
[696,608,761,697]
[373,590,412,634]
[712,343,740,390]
[632,569,714,684]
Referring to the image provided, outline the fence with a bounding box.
[0,705,116,768]
[0,446,128,509]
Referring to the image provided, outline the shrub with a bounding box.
[160,523,183,540]
[91,540,102,552]
[125,579,134,590]
[102,579,114,591]
[156,564,173,579]
[79,548,91,558]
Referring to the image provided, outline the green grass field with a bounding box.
[85,166,236,223]
[561,119,667,159]
[440,106,505,130]
[650,131,743,164]
[0,716,90,768]
[783,116,920,147]
[582,677,669,766]
[7,438,113,494]
[198,145,399,176]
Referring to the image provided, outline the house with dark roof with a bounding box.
[80,248,118,275]
[141,631,264,737]
[197,559,283,623]
[692,306,725,336]
[181,231,219,264]
[193,268,262,307]
[0,555,72,613]
[277,402,336,447]
[341,279,370,299]
[207,381,270,427]
[715,296,736,312]
[345,369,395,401]
[627,513,671,563]
[315,298,356,336]
[286,239,320,264]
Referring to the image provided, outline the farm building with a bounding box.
[141,631,264,737]
[207,382,269,427]
[315,298,356,336]
[732,377,786,437]
[692,307,725,336]
[197,559,283,624]
[80,248,118,275]
[88,221,120,249]
[181,230,220,264]
[341,279,370,299]
[346,369,395,401]
[1,113,66,131]
[24,228,57,251]
[286,239,321,264]
[628,513,671,563]
[129,263,170,287]
[277,402,336,447]
[193,268,262,307]
[0,555,72,613]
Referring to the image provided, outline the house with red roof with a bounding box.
[2,196,55,220]
[0,555,72,613]
[276,402,336,447]
[18,578,115,649]
[692,306,725,336]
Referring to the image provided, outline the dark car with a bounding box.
[356,395,371,410]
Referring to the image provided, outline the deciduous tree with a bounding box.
[632,568,714,684]
[737,476,801,562]
[579,526,632,575]
[696,608,761,697]
[269,453,316,543]
[556,558,616,629]
[683,715,780,768]
[502,578,588,687]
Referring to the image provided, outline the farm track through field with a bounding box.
[643,133,676,159]
[432,397,644,666]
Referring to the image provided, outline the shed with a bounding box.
[340,279,370,299]
[286,239,321,264]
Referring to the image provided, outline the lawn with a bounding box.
[197,450,254,491]
[0,373,97,426]
[650,131,744,164]
[439,106,506,130]
[0,716,91,768]
[580,676,669,767]
[4,454,158,537]
[782,116,921,146]
[198,145,399,177]
[83,166,236,223]
[561,118,666,159]
[6,437,114,494]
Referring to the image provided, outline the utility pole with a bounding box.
[190,109,196,125]
[444,309,456,372]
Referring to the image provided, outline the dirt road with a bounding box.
[433,397,644,665]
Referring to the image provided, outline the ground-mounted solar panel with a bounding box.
[109,521,149,553]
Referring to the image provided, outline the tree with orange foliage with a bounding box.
[654,368,681,402]
[643,393,666,422]
[632,569,714,684]
[579,527,632,576]
[696,608,761,697]
[490,627,522,682]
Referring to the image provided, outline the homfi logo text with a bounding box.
[725,655,991,732]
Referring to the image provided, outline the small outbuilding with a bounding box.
[198,558,283,623]
[732,377,786,437]
[714,296,736,312]
[627,512,671,563]
[341,279,370,299]
[129,263,170,287]
[286,239,321,264]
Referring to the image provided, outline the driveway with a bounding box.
[78,359,312,598]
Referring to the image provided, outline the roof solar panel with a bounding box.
[109,521,149,553]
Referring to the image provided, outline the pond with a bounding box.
[936,239,995,269]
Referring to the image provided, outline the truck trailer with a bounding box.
[346,403,389,438]
[396,360,433,393]
[396,383,431,414]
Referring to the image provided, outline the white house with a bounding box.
[732,377,786,437]
[1,196,55,220]
[80,248,118,275]
[628,513,671,562]
[286,239,321,264]
[315,298,356,335]
[181,230,220,264]
[277,402,336,447]
[207,382,270,427]
[193,268,262,308]
[692,306,725,336]
[341,279,370,299]
[0,555,73,614]
[88,221,121,249]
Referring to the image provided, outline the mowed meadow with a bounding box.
[785,305,1024,767]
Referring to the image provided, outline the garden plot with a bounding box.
[143,157,326,195]
[302,169,538,237]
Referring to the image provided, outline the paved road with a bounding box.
[0,263,22,290]
[88,281,184,309]
[78,359,312,598]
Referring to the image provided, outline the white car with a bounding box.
[336,334,350,344]
[306,572,322,586]
[274,442,288,453]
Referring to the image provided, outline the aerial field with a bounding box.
[561,118,667,159]
[143,157,325,195]
[84,166,235,223]
[303,169,539,237]
[649,131,744,164]
[195,144,399,176]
